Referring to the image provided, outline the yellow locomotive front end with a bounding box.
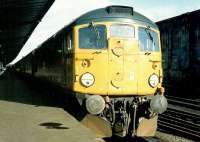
[71,6,168,137]
[74,22,163,96]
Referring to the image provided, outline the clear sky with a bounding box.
[8,0,200,65]
[110,0,200,21]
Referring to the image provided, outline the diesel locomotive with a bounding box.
[15,6,168,137]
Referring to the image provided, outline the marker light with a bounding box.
[149,74,159,88]
[80,72,95,87]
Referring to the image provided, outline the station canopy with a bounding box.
[0,0,55,64]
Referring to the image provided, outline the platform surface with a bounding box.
[0,72,101,142]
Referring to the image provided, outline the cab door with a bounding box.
[108,38,124,94]
[108,24,138,95]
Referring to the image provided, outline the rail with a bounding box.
[158,96,200,141]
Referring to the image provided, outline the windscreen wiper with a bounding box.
[145,28,154,43]
[90,22,100,40]
[144,27,154,55]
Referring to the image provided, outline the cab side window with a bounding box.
[67,33,73,51]
[63,32,73,55]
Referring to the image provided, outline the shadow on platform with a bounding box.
[0,71,64,107]
[0,70,87,121]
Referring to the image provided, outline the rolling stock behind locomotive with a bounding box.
[15,6,167,137]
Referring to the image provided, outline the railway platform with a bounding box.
[0,72,103,142]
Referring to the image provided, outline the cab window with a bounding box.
[110,24,135,38]
[79,25,107,49]
[138,27,159,52]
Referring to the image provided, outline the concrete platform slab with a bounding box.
[0,101,98,142]
[0,72,102,142]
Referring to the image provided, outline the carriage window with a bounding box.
[138,27,159,52]
[110,24,135,38]
[79,25,107,49]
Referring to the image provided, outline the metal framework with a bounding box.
[0,0,55,64]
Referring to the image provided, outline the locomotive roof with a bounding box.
[75,6,158,29]
[38,6,158,48]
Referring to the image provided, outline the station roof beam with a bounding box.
[0,0,55,64]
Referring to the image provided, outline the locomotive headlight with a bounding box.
[86,95,105,115]
[149,74,159,88]
[80,72,95,87]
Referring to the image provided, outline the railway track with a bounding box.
[166,95,200,110]
[158,95,200,141]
